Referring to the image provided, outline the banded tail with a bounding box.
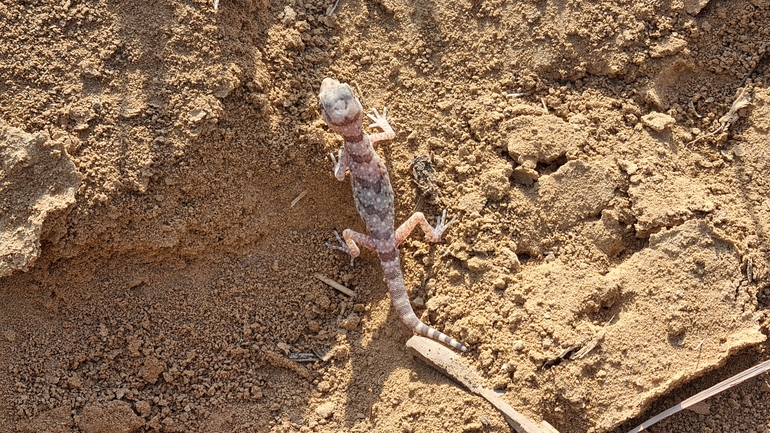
[380,252,468,352]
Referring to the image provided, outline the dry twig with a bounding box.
[326,0,340,16]
[407,336,550,433]
[687,86,751,145]
[290,190,308,207]
[627,357,770,432]
[314,272,356,297]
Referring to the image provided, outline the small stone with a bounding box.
[650,36,687,58]
[499,248,521,271]
[139,357,166,384]
[314,294,331,310]
[466,256,490,272]
[315,401,335,419]
[187,108,207,123]
[641,112,676,132]
[340,313,361,331]
[316,380,331,393]
[213,80,236,99]
[463,421,484,432]
[135,400,151,417]
[119,102,143,119]
[492,277,506,289]
[282,5,297,23]
[251,386,263,400]
[512,340,525,351]
[66,374,83,390]
[618,159,638,175]
[276,342,291,355]
[683,0,710,15]
[687,401,711,415]
[437,99,452,110]
[512,165,539,184]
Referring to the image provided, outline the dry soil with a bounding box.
[1,0,769,432]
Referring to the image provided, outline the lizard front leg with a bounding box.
[367,107,396,143]
[329,147,349,181]
[395,209,457,245]
[326,229,377,266]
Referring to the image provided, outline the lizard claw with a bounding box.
[432,209,457,240]
[325,230,355,266]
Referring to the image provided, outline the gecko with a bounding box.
[318,78,468,352]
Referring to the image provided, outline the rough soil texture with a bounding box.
[1,0,769,432]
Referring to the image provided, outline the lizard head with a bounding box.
[318,78,363,133]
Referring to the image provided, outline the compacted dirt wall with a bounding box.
[1,0,769,432]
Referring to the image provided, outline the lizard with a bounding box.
[318,77,468,352]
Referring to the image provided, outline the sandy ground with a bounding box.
[1,0,769,432]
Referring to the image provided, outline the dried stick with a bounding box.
[687,86,751,145]
[314,273,356,297]
[407,336,549,433]
[627,357,770,433]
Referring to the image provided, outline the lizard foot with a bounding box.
[325,230,355,266]
[431,209,457,242]
[329,148,346,179]
[367,107,389,130]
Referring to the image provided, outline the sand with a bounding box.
[1,0,769,432]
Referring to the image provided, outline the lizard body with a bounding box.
[318,78,467,352]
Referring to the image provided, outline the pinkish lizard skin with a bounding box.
[318,78,468,352]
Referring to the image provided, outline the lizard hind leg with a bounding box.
[395,209,458,245]
[433,209,458,238]
[325,229,377,266]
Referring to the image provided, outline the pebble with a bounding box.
[339,313,361,331]
[315,401,335,419]
[641,112,675,132]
